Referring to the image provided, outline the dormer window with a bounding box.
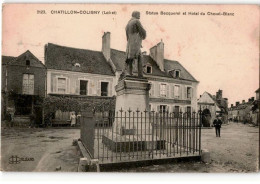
[26,60,30,66]
[169,69,181,78]
[175,70,180,78]
[144,64,152,74]
[146,66,152,74]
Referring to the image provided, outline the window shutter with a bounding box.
[183,86,187,99]
[29,75,34,95]
[158,83,161,97]
[157,105,160,113]
[53,76,57,93]
[191,88,193,98]
[151,82,154,97]
[154,83,159,97]
[76,80,80,94]
[171,85,174,98]
[109,82,112,96]
[96,80,101,96]
[89,81,93,95]
[66,78,70,94]
[166,84,170,98]
[179,85,182,99]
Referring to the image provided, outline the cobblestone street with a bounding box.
[1,122,259,172]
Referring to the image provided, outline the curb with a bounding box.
[75,139,100,172]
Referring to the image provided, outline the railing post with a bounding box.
[199,106,202,155]
[80,111,95,158]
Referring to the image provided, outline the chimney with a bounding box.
[231,104,233,107]
[248,98,251,102]
[242,100,245,104]
[216,89,223,100]
[236,101,240,106]
[149,40,164,71]
[102,32,111,61]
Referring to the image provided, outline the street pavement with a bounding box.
[1,121,259,172]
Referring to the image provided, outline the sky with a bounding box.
[2,4,259,106]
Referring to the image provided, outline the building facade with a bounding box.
[45,32,198,124]
[198,90,228,126]
[1,50,46,124]
[102,32,199,114]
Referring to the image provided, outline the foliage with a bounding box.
[43,95,115,115]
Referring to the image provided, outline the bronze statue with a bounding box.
[122,11,146,78]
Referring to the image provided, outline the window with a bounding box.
[186,106,192,117]
[146,66,152,74]
[187,87,192,99]
[160,84,166,97]
[57,77,66,94]
[169,70,181,78]
[26,60,30,66]
[22,74,34,95]
[174,85,180,98]
[175,70,180,78]
[101,82,109,96]
[174,106,180,117]
[160,105,167,113]
[187,106,191,113]
[80,80,88,95]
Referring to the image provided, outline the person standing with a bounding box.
[213,116,223,137]
[70,112,76,127]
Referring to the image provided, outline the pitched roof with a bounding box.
[2,51,45,68]
[204,91,226,111]
[10,50,45,68]
[110,49,198,82]
[45,43,114,76]
[2,56,16,65]
[230,101,254,110]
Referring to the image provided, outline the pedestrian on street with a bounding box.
[70,112,76,127]
[213,116,223,137]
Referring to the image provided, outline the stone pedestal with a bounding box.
[102,75,165,152]
[113,76,151,135]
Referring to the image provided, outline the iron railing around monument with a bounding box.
[80,109,202,164]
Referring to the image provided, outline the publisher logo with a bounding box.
[9,155,34,164]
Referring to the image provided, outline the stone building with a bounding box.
[198,90,228,126]
[228,97,255,123]
[1,50,46,125]
[45,32,199,123]
[250,88,259,125]
[45,42,116,124]
[102,32,199,114]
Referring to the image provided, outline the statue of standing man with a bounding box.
[122,11,146,78]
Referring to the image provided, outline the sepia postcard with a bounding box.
[1,3,259,173]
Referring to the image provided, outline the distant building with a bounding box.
[1,50,46,125]
[198,90,228,126]
[228,97,255,123]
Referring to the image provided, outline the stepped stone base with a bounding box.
[102,132,165,152]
